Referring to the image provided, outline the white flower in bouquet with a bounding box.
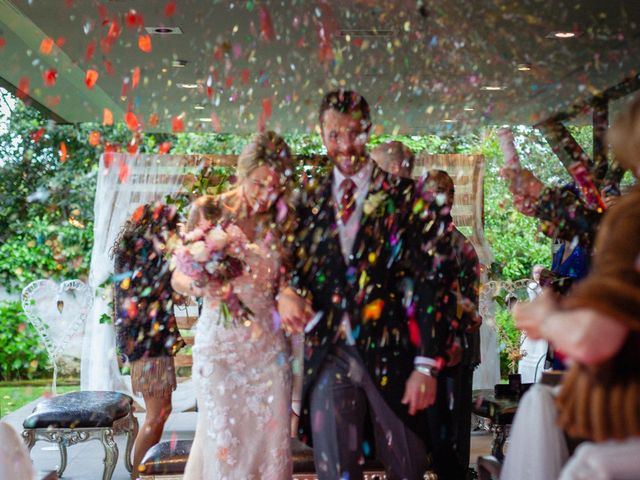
[189,240,209,262]
[206,226,229,251]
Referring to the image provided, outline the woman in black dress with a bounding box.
[111,202,184,475]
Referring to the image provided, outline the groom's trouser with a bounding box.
[310,344,429,480]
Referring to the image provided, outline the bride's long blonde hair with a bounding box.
[186,131,296,242]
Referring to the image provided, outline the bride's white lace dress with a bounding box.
[184,238,292,480]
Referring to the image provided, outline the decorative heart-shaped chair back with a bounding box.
[21,279,93,393]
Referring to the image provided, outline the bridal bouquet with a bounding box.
[172,223,251,326]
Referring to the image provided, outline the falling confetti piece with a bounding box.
[125,9,144,29]
[118,160,130,183]
[262,97,273,118]
[138,34,152,52]
[211,112,221,132]
[59,142,68,162]
[159,141,172,154]
[132,67,141,89]
[88,131,101,147]
[16,77,30,99]
[39,37,54,55]
[132,205,145,222]
[363,299,384,321]
[165,0,176,17]
[258,5,275,41]
[241,68,250,85]
[172,116,184,132]
[0,37,6,49]
[103,59,114,75]
[31,128,45,143]
[46,95,60,107]
[43,68,57,87]
[127,138,139,154]
[84,40,96,62]
[56,37,66,48]
[125,111,140,131]
[408,317,421,347]
[148,113,159,127]
[85,69,99,89]
[104,143,117,169]
[103,108,113,126]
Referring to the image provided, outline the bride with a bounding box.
[172,131,299,479]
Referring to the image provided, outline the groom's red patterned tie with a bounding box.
[338,178,357,224]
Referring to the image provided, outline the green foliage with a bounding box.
[0,216,93,292]
[0,301,50,381]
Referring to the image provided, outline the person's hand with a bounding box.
[277,287,312,334]
[513,289,558,340]
[401,370,437,415]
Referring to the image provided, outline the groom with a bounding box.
[279,90,450,479]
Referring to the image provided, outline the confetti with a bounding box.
[103,108,113,126]
[30,128,45,143]
[59,142,68,163]
[258,5,275,42]
[39,37,54,55]
[85,69,99,89]
[43,68,57,87]
[88,131,101,147]
[118,160,130,183]
[138,34,152,53]
[125,111,140,131]
[165,0,176,17]
[16,77,30,99]
[159,141,172,154]
[172,116,185,133]
[132,67,141,89]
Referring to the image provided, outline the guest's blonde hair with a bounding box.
[607,96,640,173]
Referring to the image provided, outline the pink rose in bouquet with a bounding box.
[173,223,251,326]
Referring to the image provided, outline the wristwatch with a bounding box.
[415,364,439,378]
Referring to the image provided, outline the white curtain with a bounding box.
[474,275,502,389]
[80,153,197,411]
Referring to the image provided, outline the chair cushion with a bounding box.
[140,438,317,475]
[23,391,133,429]
[140,439,192,475]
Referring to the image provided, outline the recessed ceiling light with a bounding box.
[194,105,205,110]
[548,31,578,39]
[480,86,505,91]
[145,26,183,35]
[443,119,457,123]
[177,83,198,89]
[198,117,212,122]
[517,64,532,71]
[463,107,475,111]
[172,59,188,68]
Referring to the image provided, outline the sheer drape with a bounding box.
[80,153,196,411]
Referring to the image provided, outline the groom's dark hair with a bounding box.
[319,89,371,130]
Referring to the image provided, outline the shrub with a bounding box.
[0,300,50,380]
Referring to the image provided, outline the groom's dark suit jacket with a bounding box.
[291,164,451,443]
